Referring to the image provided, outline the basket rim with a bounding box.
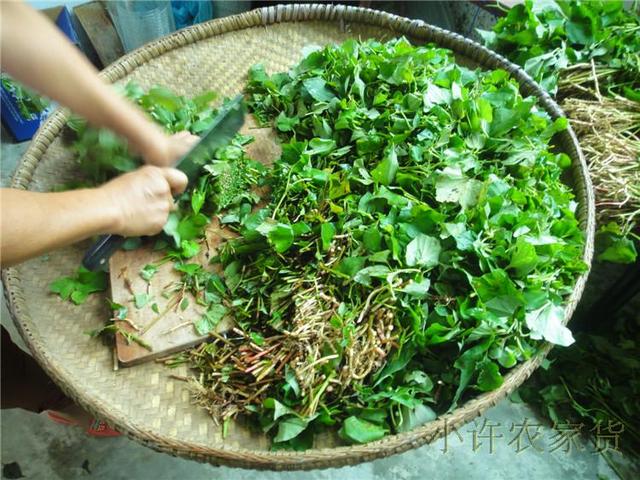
[2,3,595,471]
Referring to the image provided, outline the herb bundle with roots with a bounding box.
[559,62,640,234]
[184,278,397,423]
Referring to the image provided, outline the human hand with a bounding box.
[99,166,188,237]
[141,131,200,167]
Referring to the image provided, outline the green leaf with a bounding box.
[442,223,474,251]
[338,256,367,277]
[526,303,574,347]
[435,167,482,209]
[249,332,265,346]
[477,360,504,391]
[305,138,336,156]
[363,226,383,252]
[174,263,201,276]
[397,403,437,433]
[163,212,208,248]
[263,398,298,422]
[338,416,386,444]
[404,370,433,391]
[50,267,107,305]
[353,265,390,286]
[509,237,539,276]
[423,83,452,108]
[248,63,269,84]
[399,278,431,298]
[191,189,206,214]
[283,367,301,399]
[257,221,295,253]
[303,77,335,102]
[374,346,416,387]
[276,111,300,132]
[597,236,637,264]
[142,86,182,112]
[472,270,524,316]
[134,293,150,309]
[452,338,492,407]
[193,90,217,109]
[405,234,441,268]
[485,296,522,317]
[140,264,158,282]
[566,18,594,45]
[496,346,517,368]
[223,261,242,292]
[273,416,310,443]
[70,290,89,304]
[108,301,128,320]
[371,146,398,186]
[49,277,76,301]
[180,297,189,311]
[180,240,200,259]
[194,304,228,335]
[321,223,336,251]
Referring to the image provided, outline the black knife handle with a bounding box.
[82,234,126,271]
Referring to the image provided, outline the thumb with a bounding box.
[160,167,189,195]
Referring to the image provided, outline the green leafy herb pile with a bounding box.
[479,0,640,98]
[1,74,50,119]
[480,0,639,263]
[178,38,587,449]
[49,37,588,449]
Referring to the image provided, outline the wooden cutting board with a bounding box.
[110,115,280,366]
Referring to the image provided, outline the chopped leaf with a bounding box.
[194,304,228,336]
[140,264,158,282]
[50,267,107,305]
[134,293,150,309]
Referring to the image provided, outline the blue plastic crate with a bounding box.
[1,6,78,141]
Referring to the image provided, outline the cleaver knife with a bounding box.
[82,95,245,271]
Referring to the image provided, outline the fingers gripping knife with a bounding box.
[82,96,245,271]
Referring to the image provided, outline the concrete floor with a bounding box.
[0,402,619,480]
[0,139,630,480]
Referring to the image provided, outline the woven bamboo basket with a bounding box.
[2,4,595,470]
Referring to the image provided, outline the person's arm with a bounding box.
[0,166,188,267]
[0,1,189,166]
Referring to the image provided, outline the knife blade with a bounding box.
[176,94,245,184]
[82,95,245,271]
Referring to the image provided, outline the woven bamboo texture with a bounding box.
[2,4,595,470]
